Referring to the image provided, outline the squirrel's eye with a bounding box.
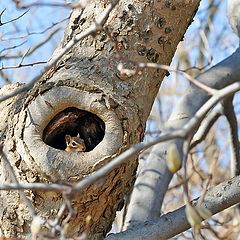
[72,141,77,147]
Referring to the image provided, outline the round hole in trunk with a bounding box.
[43,107,105,152]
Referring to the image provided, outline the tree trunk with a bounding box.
[0,1,199,239]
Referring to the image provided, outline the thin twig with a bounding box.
[0,40,27,55]
[1,17,68,41]
[0,27,62,59]
[137,62,217,95]
[0,0,120,103]
[0,9,29,26]
[222,97,240,176]
[0,61,46,70]
[0,146,36,216]
[190,105,222,149]
[13,1,87,9]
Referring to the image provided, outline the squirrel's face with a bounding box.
[65,134,86,152]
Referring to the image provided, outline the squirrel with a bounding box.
[65,134,86,152]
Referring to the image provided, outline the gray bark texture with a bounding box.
[0,1,199,239]
[107,175,240,240]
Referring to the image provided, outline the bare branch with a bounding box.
[0,182,71,193]
[190,105,223,149]
[1,17,68,41]
[0,27,62,59]
[13,0,88,9]
[0,8,29,26]
[222,97,240,176]
[0,61,46,70]
[137,62,217,95]
[0,40,27,55]
[0,147,36,216]
[107,175,240,240]
[0,0,120,103]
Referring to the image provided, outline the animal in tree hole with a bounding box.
[65,134,86,152]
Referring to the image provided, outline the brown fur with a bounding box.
[65,134,86,152]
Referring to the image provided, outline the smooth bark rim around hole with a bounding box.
[22,86,124,180]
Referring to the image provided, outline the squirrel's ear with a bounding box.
[65,135,71,144]
[77,133,80,138]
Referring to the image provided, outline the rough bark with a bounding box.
[0,1,199,239]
